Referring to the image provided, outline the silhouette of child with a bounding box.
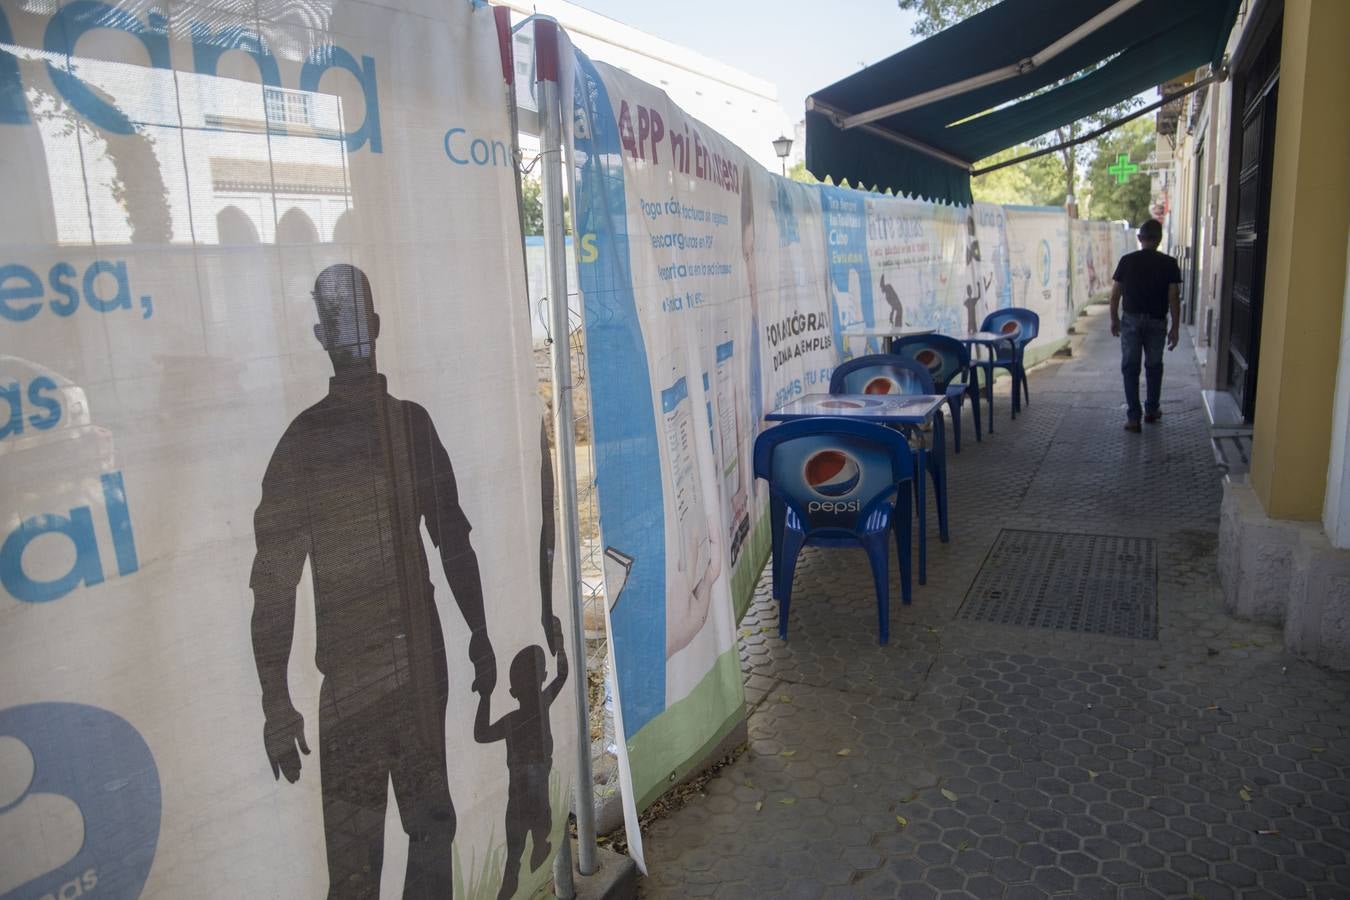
[475,643,568,900]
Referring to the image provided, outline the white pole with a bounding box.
[535,16,599,879]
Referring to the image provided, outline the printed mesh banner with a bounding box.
[569,48,847,859]
[568,37,1136,859]
[1002,205,1073,347]
[0,2,573,898]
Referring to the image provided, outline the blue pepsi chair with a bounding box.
[753,419,914,645]
[829,355,936,397]
[888,334,982,453]
[979,308,1040,417]
[827,355,948,584]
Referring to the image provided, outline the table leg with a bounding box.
[985,358,995,434]
[916,444,927,586]
[934,413,949,543]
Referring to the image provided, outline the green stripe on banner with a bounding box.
[626,647,747,810]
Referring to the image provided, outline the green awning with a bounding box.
[805,0,1240,205]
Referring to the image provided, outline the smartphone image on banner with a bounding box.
[660,365,710,589]
[715,333,750,562]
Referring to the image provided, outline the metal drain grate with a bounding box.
[958,530,1158,639]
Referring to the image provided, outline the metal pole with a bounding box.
[536,16,599,878]
[970,70,1227,178]
[493,6,529,282]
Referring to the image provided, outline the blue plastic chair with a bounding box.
[828,355,936,397]
[978,308,1040,417]
[827,355,949,584]
[888,334,982,453]
[753,419,914,645]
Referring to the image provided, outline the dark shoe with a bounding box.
[1124,420,1142,433]
[1144,411,1162,423]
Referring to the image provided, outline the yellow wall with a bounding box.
[1249,0,1350,520]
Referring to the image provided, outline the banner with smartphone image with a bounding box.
[0,2,573,898]
[569,50,839,842]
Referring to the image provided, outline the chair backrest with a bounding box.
[887,335,971,390]
[981,308,1040,347]
[753,419,914,534]
[828,354,936,397]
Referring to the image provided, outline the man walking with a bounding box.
[1109,219,1181,432]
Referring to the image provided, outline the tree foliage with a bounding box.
[521,175,544,235]
[898,0,1002,36]
[787,160,819,184]
[970,145,1068,207]
[1083,116,1154,225]
[895,0,1146,211]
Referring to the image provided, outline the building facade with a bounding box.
[1165,0,1350,668]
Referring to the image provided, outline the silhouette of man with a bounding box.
[474,643,567,900]
[963,213,983,333]
[879,274,904,327]
[250,263,496,899]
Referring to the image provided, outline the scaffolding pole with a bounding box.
[535,15,599,882]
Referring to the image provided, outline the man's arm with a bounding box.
[412,407,496,695]
[249,434,311,782]
[543,643,569,705]
[474,691,504,743]
[1167,284,1182,350]
[1109,281,1123,337]
[539,417,561,654]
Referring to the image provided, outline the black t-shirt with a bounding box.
[1113,249,1181,319]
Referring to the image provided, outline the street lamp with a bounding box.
[773,134,793,177]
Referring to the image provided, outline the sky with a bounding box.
[569,0,922,125]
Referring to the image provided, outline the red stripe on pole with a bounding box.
[493,6,513,85]
[534,17,559,85]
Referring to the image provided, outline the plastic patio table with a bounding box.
[842,325,937,354]
[765,393,948,584]
[956,330,1019,433]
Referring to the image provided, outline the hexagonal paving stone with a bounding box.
[635,315,1350,900]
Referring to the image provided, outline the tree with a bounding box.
[896,0,1143,212]
[899,0,1002,36]
[1083,116,1154,224]
[787,160,818,184]
[970,144,1068,206]
[521,174,544,235]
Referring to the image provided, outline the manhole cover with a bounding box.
[958,530,1158,639]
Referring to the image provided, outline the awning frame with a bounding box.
[969,67,1227,177]
[837,0,1147,131]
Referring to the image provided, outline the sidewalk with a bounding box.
[638,307,1350,900]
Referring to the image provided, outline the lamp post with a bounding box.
[773,134,793,177]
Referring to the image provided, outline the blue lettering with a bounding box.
[83,260,130,312]
[26,376,62,431]
[470,138,489,165]
[300,45,381,153]
[49,262,79,316]
[43,2,170,135]
[0,264,42,322]
[189,21,281,87]
[1,508,105,603]
[444,127,469,164]
[102,472,139,577]
[0,471,139,602]
[0,381,20,440]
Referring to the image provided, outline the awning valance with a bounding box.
[805,0,1240,204]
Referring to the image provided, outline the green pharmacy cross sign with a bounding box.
[1108,154,1140,184]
